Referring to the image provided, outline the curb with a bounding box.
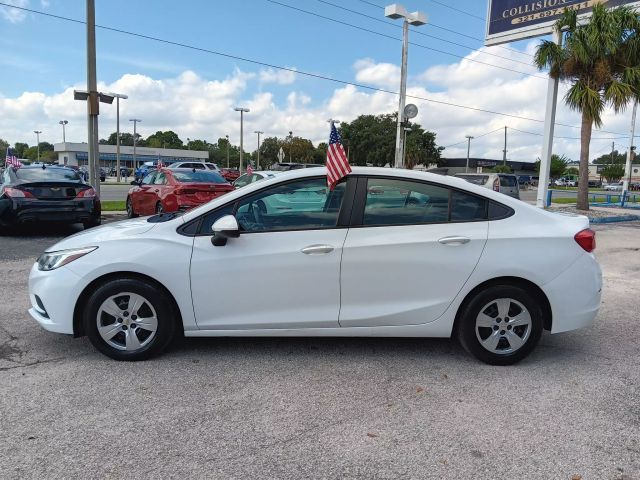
[590,215,640,224]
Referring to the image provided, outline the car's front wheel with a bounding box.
[457,285,543,365]
[83,278,178,361]
[126,197,137,218]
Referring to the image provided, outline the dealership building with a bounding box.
[53,143,208,169]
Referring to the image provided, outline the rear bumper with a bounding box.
[0,198,100,224]
[542,253,603,334]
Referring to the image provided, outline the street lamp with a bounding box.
[129,119,141,172]
[58,120,68,143]
[402,126,412,167]
[234,107,250,174]
[108,93,128,182]
[385,3,427,168]
[187,137,191,150]
[33,130,42,161]
[288,131,293,163]
[254,130,264,170]
[225,135,230,168]
[465,135,474,173]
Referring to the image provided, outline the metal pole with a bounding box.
[225,135,229,168]
[465,135,473,173]
[133,120,138,172]
[34,131,41,161]
[503,126,508,166]
[86,0,100,194]
[116,98,121,182]
[394,18,409,168]
[623,101,637,193]
[536,28,562,208]
[239,111,244,174]
[255,131,263,170]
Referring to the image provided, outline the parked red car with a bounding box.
[220,168,240,182]
[126,168,233,217]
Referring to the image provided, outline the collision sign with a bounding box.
[485,0,640,45]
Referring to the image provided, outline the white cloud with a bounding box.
[40,0,49,7]
[0,48,633,164]
[1,0,29,23]
[354,58,400,89]
[259,67,296,85]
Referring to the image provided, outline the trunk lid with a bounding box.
[18,182,92,200]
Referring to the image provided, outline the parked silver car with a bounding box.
[454,173,520,199]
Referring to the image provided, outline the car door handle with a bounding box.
[438,236,471,245]
[301,244,335,255]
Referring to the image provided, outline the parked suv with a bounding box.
[454,173,520,199]
[168,161,220,171]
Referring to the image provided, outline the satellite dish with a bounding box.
[404,104,418,119]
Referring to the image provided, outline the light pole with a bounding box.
[129,119,141,173]
[234,107,249,173]
[623,101,638,194]
[34,130,42,161]
[254,130,263,170]
[225,135,230,168]
[465,135,474,173]
[59,120,68,143]
[402,126,411,167]
[288,131,293,163]
[109,93,128,182]
[385,3,427,168]
[187,137,191,150]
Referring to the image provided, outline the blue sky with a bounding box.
[0,0,633,161]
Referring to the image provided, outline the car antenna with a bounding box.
[192,168,196,173]
[41,164,46,169]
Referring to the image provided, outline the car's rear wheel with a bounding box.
[457,285,543,365]
[83,217,101,229]
[83,278,177,361]
[126,197,137,218]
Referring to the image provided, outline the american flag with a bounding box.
[326,121,351,190]
[5,147,22,169]
[156,158,164,170]
[246,162,254,175]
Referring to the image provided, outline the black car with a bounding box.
[0,165,101,229]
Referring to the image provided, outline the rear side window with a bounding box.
[450,190,488,222]
[499,175,517,187]
[363,179,449,226]
[488,201,513,220]
[154,173,167,185]
[142,172,157,185]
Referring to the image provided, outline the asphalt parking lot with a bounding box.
[1,218,639,479]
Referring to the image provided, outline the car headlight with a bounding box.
[37,247,98,271]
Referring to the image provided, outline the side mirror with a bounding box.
[130,180,140,186]
[211,215,240,246]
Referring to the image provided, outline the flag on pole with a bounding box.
[5,147,22,169]
[326,121,351,190]
[246,162,254,175]
[156,157,164,170]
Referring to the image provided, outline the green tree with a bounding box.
[535,4,640,209]
[288,137,315,163]
[259,136,284,167]
[592,149,627,164]
[565,167,580,176]
[0,138,8,153]
[14,142,29,158]
[100,132,138,146]
[600,163,625,182]
[145,130,183,149]
[490,165,513,173]
[535,154,570,180]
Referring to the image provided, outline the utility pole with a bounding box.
[130,119,141,172]
[86,0,99,192]
[503,126,508,166]
[34,131,42,161]
[465,135,474,173]
[59,121,68,143]
[234,107,249,174]
[225,135,230,168]
[254,130,263,170]
[109,93,127,182]
[288,131,293,163]
[611,141,616,165]
[623,101,638,193]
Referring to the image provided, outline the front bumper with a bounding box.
[542,253,603,334]
[0,197,100,224]
[28,263,83,335]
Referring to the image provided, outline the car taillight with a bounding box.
[493,178,500,192]
[574,228,596,253]
[2,187,34,198]
[76,187,97,198]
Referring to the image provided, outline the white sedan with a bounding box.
[28,168,602,365]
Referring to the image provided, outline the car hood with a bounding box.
[45,217,158,252]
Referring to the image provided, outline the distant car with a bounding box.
[168,161,219,172]
[233,171,282,189]
[99,167,107,182]
[126,168,234,217]
[555,178,576,187]
[0,165,101,229]
[517,175,532,187]
[604,182,623,191]
[588,180,603,188]
[454,173,520,199]
[270,162,306,171]
[219,168,240,182]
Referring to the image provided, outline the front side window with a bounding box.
[363,178,449,226]
[154,173,167,185]
[142,172,157,185]
[235,177,345,232]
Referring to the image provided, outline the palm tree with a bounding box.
[534,4,640,210]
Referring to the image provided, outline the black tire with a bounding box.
[155,202,164,214]
[83,278,178,361]
[126,197,138,218]
[83,217,101,229]
[457,285,543,366]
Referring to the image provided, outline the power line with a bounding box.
[266,0,547,80]
[509,127,627,140]
[443,127,504,148]
[316,0,534,68]
[0,1,625,135]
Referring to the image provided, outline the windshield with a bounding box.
[455,175,488,185]
[172,170,228,184]
[16,168,82,182]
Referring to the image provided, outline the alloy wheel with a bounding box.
[475,297,532,355]
[96,292,158,352]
